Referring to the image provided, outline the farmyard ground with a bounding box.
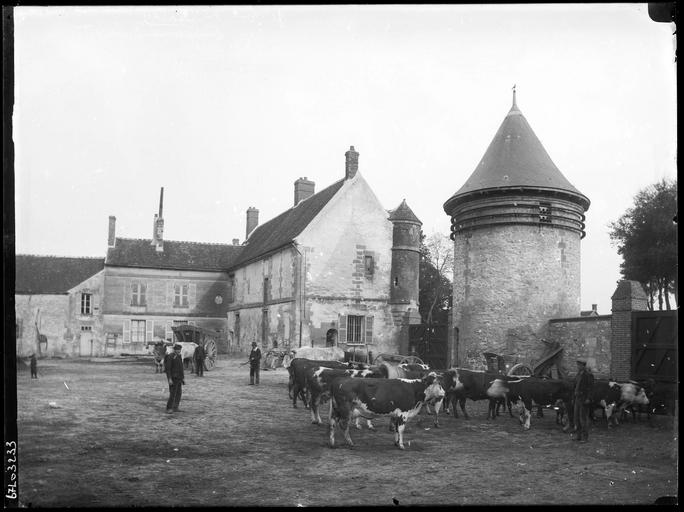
[13,356,678,507]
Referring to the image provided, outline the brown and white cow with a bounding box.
[287,358,352,408]
[328,373,445,450]
[308,366,384,427]
[441,368,507,420]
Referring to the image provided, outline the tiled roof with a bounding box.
[15,255,105,294]
[444,98,589,212]
[106,238,243,271]
[229,179,346,269]
[388,199,422,224]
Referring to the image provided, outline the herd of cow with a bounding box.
[286,357,676,450]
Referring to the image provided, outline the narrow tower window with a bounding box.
[394,277,399,287]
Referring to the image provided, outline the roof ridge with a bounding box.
[117,237,236,247]
[16,254,105,260]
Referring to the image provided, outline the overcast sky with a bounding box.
[12,4,676,315]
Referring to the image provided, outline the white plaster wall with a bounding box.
[297,174,393,299]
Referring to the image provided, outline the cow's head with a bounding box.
[486,378,511,399]
[422,372,445,402]
[444,368,464,392]
[621,383,650,405]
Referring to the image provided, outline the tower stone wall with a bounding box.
[452,223,581,363]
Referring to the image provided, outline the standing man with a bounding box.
[29,353,38,379]
[194,343,206,377]
[571,358,594,442]
[164,344,185,413]
[249,341,262,385]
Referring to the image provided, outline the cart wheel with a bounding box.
[204,338,218,371]
[507,364,533,377]
[398,355,425,366]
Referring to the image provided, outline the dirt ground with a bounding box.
[12,356,678,507]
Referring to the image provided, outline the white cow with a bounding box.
[163,342,198,372]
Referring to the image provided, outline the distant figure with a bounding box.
[249,341,262,385]
[571,359,594,442]
[29,354,38,379]
[164,344,185,413]
[194,343,206,377]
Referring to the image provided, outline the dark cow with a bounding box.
[329,373,445,449]
[586,379,624,427]
[307,366,384,426]
[629,379,678,420]
[287,358,351,408]
[441,368,507,420]
[488,376,573,430]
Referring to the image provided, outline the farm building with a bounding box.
[225,146,422,356]
[15,255,105,357]
[15,146,422,358]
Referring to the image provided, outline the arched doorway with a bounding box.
[325,329,338,347]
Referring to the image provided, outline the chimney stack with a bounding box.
[232,238,240,246]
[592,304,597,313]
[246,207,259,239]
[294,177,315,205]
[108,216,116,247]
[152,187,164,252]
[345,146,359,180]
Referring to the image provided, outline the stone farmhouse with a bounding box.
[15,147,422,358]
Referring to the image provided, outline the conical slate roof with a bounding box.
[388,199,421,224]
[444,93,589,213]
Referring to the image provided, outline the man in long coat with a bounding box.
[571,359,594,442]
[164,344,185,413]
[194,343,206,377]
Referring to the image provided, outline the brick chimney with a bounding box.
[108,216,116,248]
[591,304,597,314]
[246,207,259,239]
[232,238,240,246]
[294,177,315,205]
[345,146,359,180]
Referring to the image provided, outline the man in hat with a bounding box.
[164,344,185,413]
[193,343,206,377]
[29,353,38,379]
[248,341,261,385]
[571,358,594,442]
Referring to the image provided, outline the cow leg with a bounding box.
[342,417,354,448]
[291,383,299,408]
[366,419,375,431]
[354,417,363,430]
[310,393,321,424]
[459,398,469,420]
[487,399,497,420]
[432,399,443,427]
[520,401,532,430]
[395,417,407,450]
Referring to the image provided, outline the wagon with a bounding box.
[171,325,220,371]
[372,353,426,378]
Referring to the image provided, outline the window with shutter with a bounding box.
[189,283,197,308]
[338,314,347,343]
[365,316,374,343]
[146,320,154,342]
[123,319,131,343]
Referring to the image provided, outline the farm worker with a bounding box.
[249,341,261,385]
[571,359,594,442]
[164,344,185,413]
[29,353,38,379]
[194,343,206,377]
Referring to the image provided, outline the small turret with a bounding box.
[388,199,422,305]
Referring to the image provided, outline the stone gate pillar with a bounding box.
[610,280,648,380]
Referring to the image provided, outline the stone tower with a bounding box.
[389,199,422,354]
[443,90,590,365]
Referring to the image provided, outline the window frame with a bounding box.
[130,319,146,343]
[174,283,189,308]
[131,282,147,307]
[80,292,92,315]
